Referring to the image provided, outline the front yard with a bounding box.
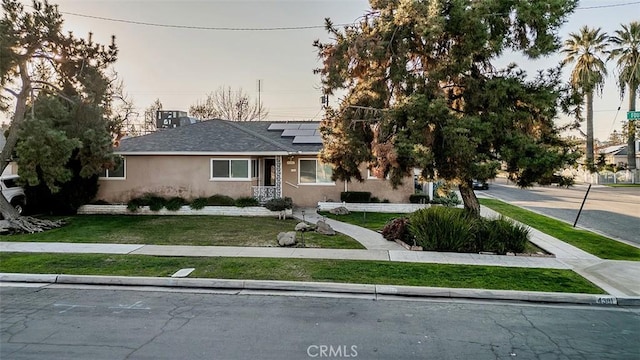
[4,215,365,249]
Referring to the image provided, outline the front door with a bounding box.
[263,158,276,186]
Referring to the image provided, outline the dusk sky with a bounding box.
[7,0,640,141]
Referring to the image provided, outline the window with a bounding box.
[251,159,259,178]
[211,159,250,180]
[299,159,333,184]
[100,157,125,179]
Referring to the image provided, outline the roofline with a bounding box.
[115,151,320,156]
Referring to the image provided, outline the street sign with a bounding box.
[627,111,640,120]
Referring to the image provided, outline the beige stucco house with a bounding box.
[96,119,414,207]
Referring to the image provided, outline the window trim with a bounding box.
[99,157,126,180]
[210,158,251,181]
[298,158,334,186]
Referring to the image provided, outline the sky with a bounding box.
[6,0,640,141]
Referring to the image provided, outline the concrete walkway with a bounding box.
[1,207,638,299]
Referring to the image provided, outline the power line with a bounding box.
[52,1,640,32]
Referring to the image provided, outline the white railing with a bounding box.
[252,186,277,203]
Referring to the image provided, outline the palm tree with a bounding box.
[608,21,640,170]
[562,26,609,168]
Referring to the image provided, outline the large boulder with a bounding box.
[295,222,314,232]
[277,231,297,246]
[315,220,336,236]
[329,206,350,215]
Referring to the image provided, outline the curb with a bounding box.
[2,273,637,306]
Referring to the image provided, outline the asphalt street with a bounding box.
[484,178,640,245]
[1,285,639,360]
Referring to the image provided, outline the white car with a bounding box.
[1,175,26,214]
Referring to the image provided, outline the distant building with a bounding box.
[156,110,199,129]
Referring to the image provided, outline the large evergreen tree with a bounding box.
[562,26,609,168]
[608,21,639,170]
[314,0,580,216]
[0,0,117,231]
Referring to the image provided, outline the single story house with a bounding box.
[96,119,414,207]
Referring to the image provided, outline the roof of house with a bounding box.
[598,144,627,156]
[116,119,323,155]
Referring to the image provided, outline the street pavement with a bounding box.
[1,206,639,305]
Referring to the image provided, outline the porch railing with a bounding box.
[252,186,277,203]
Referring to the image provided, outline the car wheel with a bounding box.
[12,202,24,215]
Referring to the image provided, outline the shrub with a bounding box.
[409,207,476,252]
[340,191,371,203]
[382,199,390,203]
[165,197,187,211]
[431,191,461,207]
[207,194,236,206]
[90,199,111,205]
[190,197,209,210]
[126,193,165,212]
[409,194,430,204]
[370,197,381,203]
[264,197,293,211]
[381,217,412,243]
[235,196,260,207]
[144,194,166,211]
[476,217,529,254]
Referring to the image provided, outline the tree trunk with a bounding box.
[459,181,480,217]
[586,91,594,167]
[627,85,637,170]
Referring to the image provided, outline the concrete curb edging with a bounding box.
[2,273,635,306]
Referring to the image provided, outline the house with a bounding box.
[96,119,415,207]
[597,140,640,168]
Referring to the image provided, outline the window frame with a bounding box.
[210,158,251,181]
[100,156,126,180]
[298,158,334,185]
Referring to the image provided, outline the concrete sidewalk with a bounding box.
[1,207,639,302]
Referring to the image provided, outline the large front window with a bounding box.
[299,159,333,184]
[211,159,250,180]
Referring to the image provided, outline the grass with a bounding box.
[480,198,640,261]
[0,252,604,294]
[4,215,364,249]
[320,211,408,231]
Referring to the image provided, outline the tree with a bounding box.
[142,98,163,135]
[0,0,117,231]
[562,26,609,168]
[314,0,580,216]
[189,86,268,121]
[608,21,639,170]
[18,92,114,215]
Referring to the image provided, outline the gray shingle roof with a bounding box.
[117,119,322,154]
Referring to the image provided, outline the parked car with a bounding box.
[472,179,489,190]
[1,175,26,214]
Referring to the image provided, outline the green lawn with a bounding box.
[4,215,365,249]
[480,198,640,261]
[320,211,408,231]
[0,252,604,294]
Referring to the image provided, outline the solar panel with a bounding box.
[267,123,302,131]
[299,123,319,130]
[292,136,323,144]
[282,129,316,137]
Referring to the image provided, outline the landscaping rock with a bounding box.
[315,220,336,236]
[277,231,297,246]
[295,222,313,232]
[329,206,350,215]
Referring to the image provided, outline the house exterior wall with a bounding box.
[96,154,415,206]
[280,155,414,207]
[96,155,257,203]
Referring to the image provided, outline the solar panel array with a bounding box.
[268,123,322,144]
